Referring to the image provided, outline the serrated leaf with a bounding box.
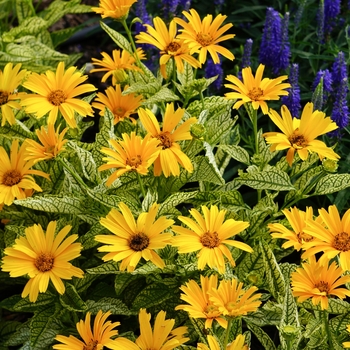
[131,283,172,311]
[0,320,21,346]
[330,313,350,334]
[313,174,350,195]
[158,191,198,217]
[14,195,84,214]
[236,244,264,282]
[0,293,56,312]
[247,322,277,350]
[86,297,131,315]
[144,86,180,105]
[100,21,132,53]
[124,81,160,95]
[0,122,33,140]
[259,240,286,302]
[15,0,35,24]
[114,273,140,297]
[5,322,30,347]
[4,17,48,39]
[59,283,87,312]
[301,298,350,314]
[51,26,81,48]
[219,144,251,165]
[79,222,107,250]
[238,167,294,191]
[190,155,225,185]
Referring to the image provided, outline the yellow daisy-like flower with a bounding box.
[343,325,350,348]
[1,221,83,302]
[0,63,27,126]
[21,62,96,128]
[224,64,291,115]
[24,124,68,164]
[209,278,262,317]
[92,84,143,125]
[0,139,49,206]
[91,0,137,20]
[263,102,339,166]
[290,256,350,310]
[135,17,201,78]
[175,8,235,64]
[112,309,189,350]
[98,132,160,186]
[54,310,120,350]
[138,103,197,177]
[302,205,350,272]
[95,202,173,272]
[172,205,251,274]
[91,49,143,85]
[175,275,227,329]
[268,206,316,251]
[197,335,248,350]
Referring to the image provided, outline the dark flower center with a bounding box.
[156,131,172,149]
[333,232,350,251]
[200,231,220,248]
[83,340,98,350]
[288,129,308,148]
[314,281,329,294]
[2,169,22,186]
[48,90,67,106]
[247,87,263,100]
[34,253,54,272]
[126,155,142,168]
[167,41,181,53]
[296,231,314,243]
[196,33,213,47]
[0,91,9,105]
[128,232,150,251]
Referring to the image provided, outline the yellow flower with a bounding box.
[21,62,96,128]
[98,132,160,186]
[135,17,201,78]
[0,139,49,206]
[138,103,197,177]
[24,124,68,164]
[269,206,316,251]
[0,63,27,126]
[96,202,173,272]
[197,335,248,350]
[172,205,251,274]
[54,310,120,350]
[112,309,189,350]
[291,256,350,310]
[175,275,227,329]
[92,84,143,125]
[91,49,143,85]
[343,325,350,348]
[1,221,83,302]
[302,205,350,272]
[92,0,137,20]
[175,9,235,64]
[209,278,262,317]
[263,102,339,166]
[225,64,290,115]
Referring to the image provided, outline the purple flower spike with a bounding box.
[281,63,301,118]
[205,58,223,93]
[331,52,348,87]
[135,0,151,34]
[242,39,253,69]
[324,0,341,34]
[312,69,333,107]
[316,0,325,44]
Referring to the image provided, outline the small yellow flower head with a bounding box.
[91,0,137,21]
[1,221,83,302]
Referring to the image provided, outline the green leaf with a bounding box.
[158,191,198,217]
[219,144,251,165]
[79,222,107,250]
[51,26,81,48]
[86,261,121,274]
[238,167,294,191]
[301,298,350,314]
[15,0,35,24]
[131,283,172,312]
[247,322,277,350]
[85,297,131,315]
[3,17,48,39]
[0,122,33,140]
[330,313,350,334]
[100,21,132,53]
[14,195,84,214]
[59,283,87,312]
[236,244,264,283]
[313,174,350,195]
[0,293,56,312]
[259,240,286,302]
[143,86,180,105]
[124,81,161,95]
[114,273,140,297]
[0,320,21,346]
[190,155,225,185]
[5,322,30,347]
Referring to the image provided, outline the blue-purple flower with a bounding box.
[281,63,301,118]
[205,58,223,93]
[312,69,333,108]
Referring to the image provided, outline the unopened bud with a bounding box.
[322,158,338,173]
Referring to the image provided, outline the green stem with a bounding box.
[199,90,205,111]
[323,310,334,350]
[223,318,233,349]
[252,108,259,156]
[121,19,143,69]
[172,57,177,93]
[137,172,146,198]
[58,158,87,190]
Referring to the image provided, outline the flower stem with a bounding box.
[121,19,143,69]
[323,310,334,350]
[137,172,146,198]
[199,90,205,110]
[223,318,233,349]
